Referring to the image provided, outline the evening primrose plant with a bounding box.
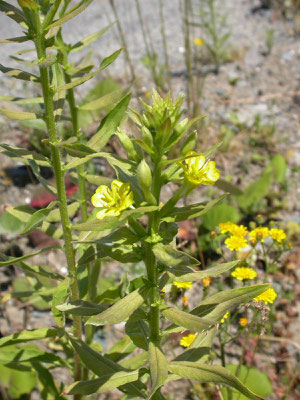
[0,1,270,399]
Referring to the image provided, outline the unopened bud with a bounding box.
[137,160,152,189]
[116,128,140,162]
[141,126,154,149]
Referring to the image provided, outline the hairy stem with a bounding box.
[33,10,82,391]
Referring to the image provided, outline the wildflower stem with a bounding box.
[33,10,82,391]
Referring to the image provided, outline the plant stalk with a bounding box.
[33,10,82,389]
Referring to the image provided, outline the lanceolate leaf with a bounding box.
[162,195,227,222]
[80,86,131,111]
[168,362,263,400]
[66,370,143,395]
[65,151,134,171]
[86,287,149,326]
[168,260,240,282]
[0,36,29,44]
[0,328,61,348]
[192,284,270,322]
[0,143,51,166]
[56,300,106,316]
[55,49,122,92]
[0,108,40,120]
[0,246,60,267]
[0,64,39,82]
[87,94,131,151]
[0,344,67,365]
[69,337,147,398]
[148,343,168,400]
[21,201,58,235]
[13,260,64,281]
[0,1,26,25]
[52,278,71,328]
[70,23,114,53]
[162,307,214,333]
[46,0,93,29]
[153,243,199,269]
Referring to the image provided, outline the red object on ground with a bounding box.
[29,184,78,208]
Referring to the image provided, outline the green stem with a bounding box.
[33,10,82,389]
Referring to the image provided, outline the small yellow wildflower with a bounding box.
[270,228,286,243]
[180,333,196,347]
[182,296,188,306]
[219,221,236,234]
[193,38,204,46]
[231,267,257,281]
[91,179,134,220]
[173,281,193,289]
[180,151,220,186]
[202,277,212,287]
[221,311,230,323]
[231,225,248,237]
[225,235,248,251]
[254,288,277,305]
[249,227,269,243]
[219,222,248,237]
[239,317,248,327]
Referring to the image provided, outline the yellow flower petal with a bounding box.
[180,333,196,347]
[239,317,248,327]
[193,38,204,46]
[269,228,286,243]
[249,227,269,243]
[254,288,277,305]
[181,151,220,186]
[173,281,193,289]
[225,235,248,251]
[231,267,257,281]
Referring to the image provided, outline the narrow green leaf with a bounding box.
[153,243,199,269]
[0,108,39,120]
[148,343,168,399]
[87,94,131,151]
[12,260,64,281]
[215,179,243,195]
[55,49,122,92]
[0,1,26,25]
[52,278,71,328]
[69,337,147,398]
[0,246,60,267]
[21,201,58,235]
[47,0,93,28]
[56,300,106,316]
[31,361,60,398]
[168,260,240,282]
[0,344,66,365]
[0,143,50,166]
[66,370,142,395]
[192,284,271,322]
[70,23,114,53]
[0,64,39,82]
[86,287,149,326]
[65,151,133,171]
[162,307,213,333]
[106,336,136,362]
[168,362,263,400]
[0,36,29,44]
[46,201,80,223]
[121,352,148,370]
[162,194,227,222]
[125,318,149,350]
[0,95,43,104]
[80,86,131,111]
[0,328,61,348]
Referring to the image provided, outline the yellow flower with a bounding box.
[219,221,236,234]
[231,267,257,281]
[219,222,248,237]
[173,281,193,289]
[91,179,134,220]
[202,277,211,287]
[239,317,248,327]
[180,151,220,186]
[221,311,230,323]
[225,235,248,251]
[180,333,196,347]
[249,227,269,243]
[254,288,277,305]
[193,38,204,46]
[270,228,286,243]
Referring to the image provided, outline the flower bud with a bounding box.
[116,128,140,162]
[141,126,154,149]
[137,160,152,189]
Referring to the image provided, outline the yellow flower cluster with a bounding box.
[254,288,277,305]
[180,151,220,186]
[173,281,193,289]
[91,180,134,220]
[239,317,248,327]
[193,38,204,46]
[231,267,257,281]
[180,333,196,347]
[219,222,287,251]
